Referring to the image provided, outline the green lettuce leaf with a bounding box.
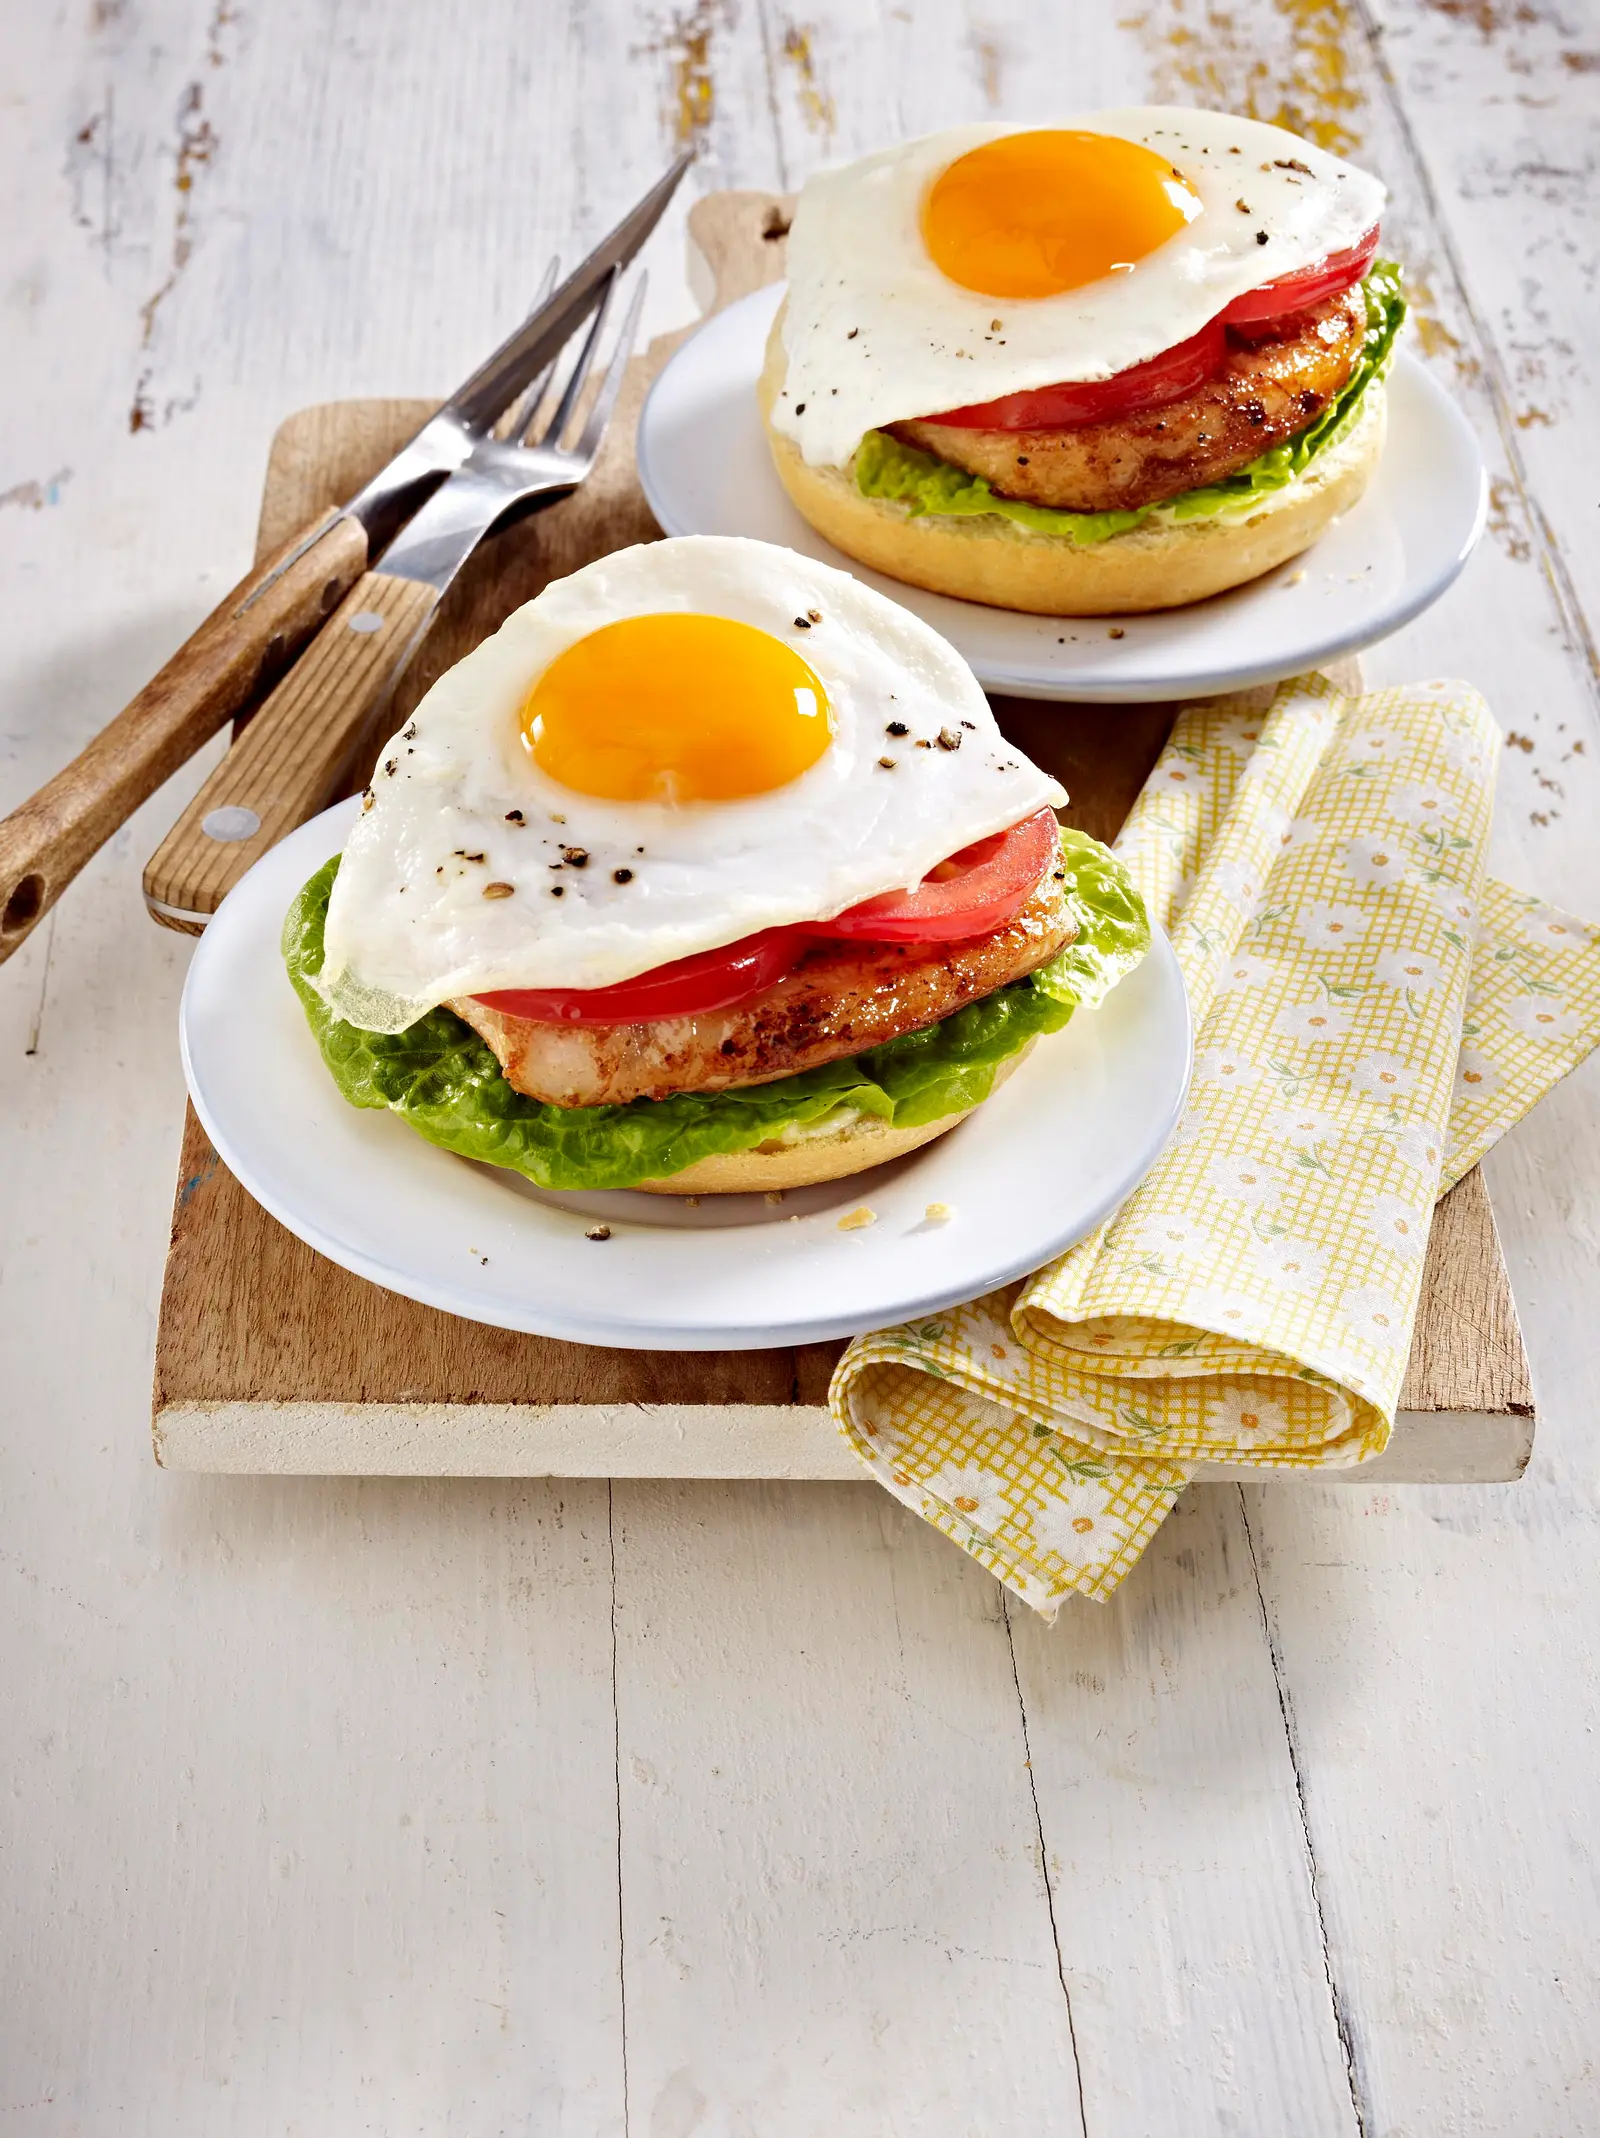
[856,430,1152,545]
[282,827,1151,1192]
[1033,822,1153,1012]
[854,260,1407,549]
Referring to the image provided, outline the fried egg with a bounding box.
[774,107,1387,470]
[317,536,1066,1033]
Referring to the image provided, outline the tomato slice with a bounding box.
[1219,223,1379,327]
[804,808,1061,943]
[472,813,1061,1026]
[926,320,1225,432]
[475,927,804,1027]
[919,225,1380,432]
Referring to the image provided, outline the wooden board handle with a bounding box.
[142,570,438,929]
[0,511,368,963]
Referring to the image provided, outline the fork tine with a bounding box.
[492,256,562,438]
[537,266,623,448]
[567,272,648,467]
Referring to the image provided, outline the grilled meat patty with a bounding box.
[892,288,1366,515]
[451,875,1073,1109]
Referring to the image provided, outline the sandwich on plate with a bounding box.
[760,108,1405,615]
[285,535,1150,1196]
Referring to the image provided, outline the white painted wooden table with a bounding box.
[3,5,1598,2131]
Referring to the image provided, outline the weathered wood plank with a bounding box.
[1367,0,1600,670]
[610,1479,1084,2130]
[1243,1446,1600,2138]
[1009,1491,1365,2137]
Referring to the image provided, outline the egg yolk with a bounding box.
[522,613,832,803]
[922,130,1203,300]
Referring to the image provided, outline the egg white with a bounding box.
[774,107,1388,471]
[317,535,1066,1034]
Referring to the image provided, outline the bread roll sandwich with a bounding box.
[762,110,1404,615]
[285,536,1151,1196]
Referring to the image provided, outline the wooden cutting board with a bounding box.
[152,192,1534,1484]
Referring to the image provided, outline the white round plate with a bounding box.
[180,802,1192,1351]
[637,283,1487,705]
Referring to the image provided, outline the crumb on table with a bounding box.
[837,1206,877,1232]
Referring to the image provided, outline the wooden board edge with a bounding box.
[151,1396,1534,1486]
[1397,1162,1534,1418]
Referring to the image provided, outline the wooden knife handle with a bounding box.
[142,570,439,930]
[0,511,368,965]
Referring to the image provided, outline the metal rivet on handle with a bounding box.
[2,872,45,934]
[347,611,386,634]
[201,806,262,843]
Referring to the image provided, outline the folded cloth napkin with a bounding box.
[830,675,1600,1615]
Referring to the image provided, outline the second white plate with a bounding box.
[637,283,1487,704]
[180,802,1193,1352]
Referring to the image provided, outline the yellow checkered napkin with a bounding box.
[831,676,1600,1615]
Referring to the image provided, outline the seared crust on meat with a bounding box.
[450,876,1073,1109]
[893,289,1366,513]
[758,307,1387,616]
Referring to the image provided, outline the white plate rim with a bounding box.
[179,804,1194,1351]
[637,282,1488,704]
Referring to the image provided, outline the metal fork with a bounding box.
[142,271,649,932]
[1,149,689,964]
[378,267,641,590]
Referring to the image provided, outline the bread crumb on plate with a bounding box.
[837,1206,877,1232]
[924,1202,954,1224]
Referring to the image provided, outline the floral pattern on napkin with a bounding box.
[831,678,1600,1615]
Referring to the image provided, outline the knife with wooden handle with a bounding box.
[0,149,690,966]
[0,512,366,958]
[141,569,440,930]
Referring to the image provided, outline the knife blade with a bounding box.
[254,150,693,589]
